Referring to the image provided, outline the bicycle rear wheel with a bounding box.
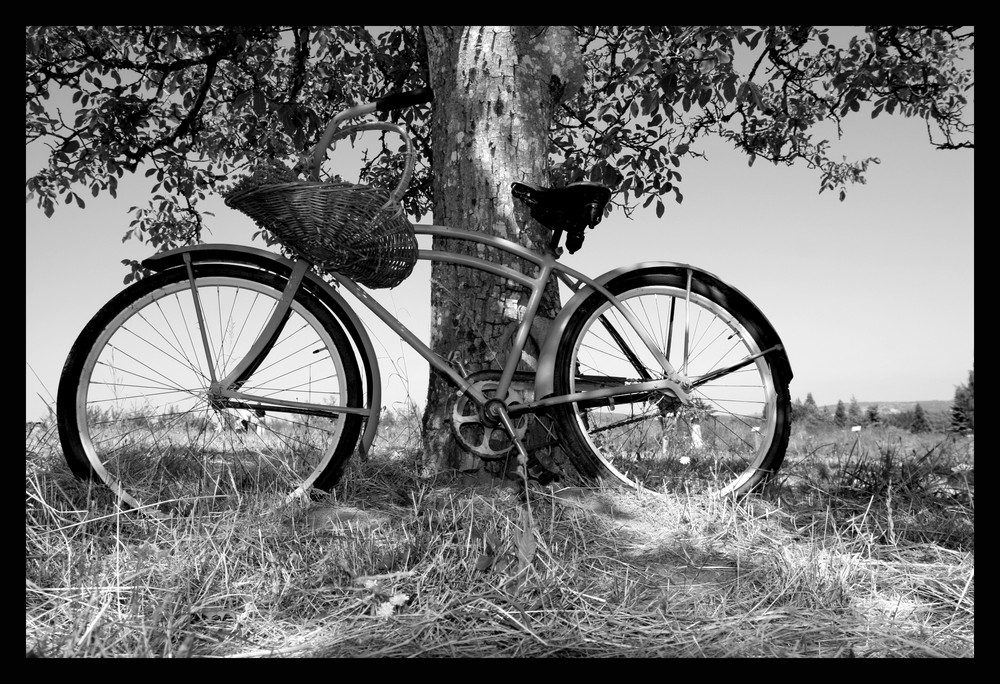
[552,269,791,497]
[57,263,364,515]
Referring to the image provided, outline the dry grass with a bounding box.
[26,416,973,658]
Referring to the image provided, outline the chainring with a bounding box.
[449,372,533,460]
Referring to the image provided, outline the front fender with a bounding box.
[142,244,383,457]
[535,262,792,399]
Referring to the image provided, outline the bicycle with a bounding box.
[56,87,792,516]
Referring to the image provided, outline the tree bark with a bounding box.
[421,26,584,477]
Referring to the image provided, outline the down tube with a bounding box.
[410,245,554,402]
[413,224,684,401]
[329,274,489,407]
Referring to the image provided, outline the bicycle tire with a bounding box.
[552,269,791,497]
[56,263,364,515]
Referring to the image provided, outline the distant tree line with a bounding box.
[791,365,973,434]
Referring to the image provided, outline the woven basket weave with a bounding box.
[224,122,417,289]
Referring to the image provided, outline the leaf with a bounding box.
[723,78,737,102]
[628,58,649,78]
[233,90,251,109]
[252,89,266,116]
[655,199,664,218]
[698,87,712,108]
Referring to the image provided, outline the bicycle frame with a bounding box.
[338,223,694,408]
[143,223,700,459]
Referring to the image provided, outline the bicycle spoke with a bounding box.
[692,344,785,388]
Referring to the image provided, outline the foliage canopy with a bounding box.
[27,26,973,271]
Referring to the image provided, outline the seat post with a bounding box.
[548,227,564,254]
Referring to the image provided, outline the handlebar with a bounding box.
[311,87,433,183]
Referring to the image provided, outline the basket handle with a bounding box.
[310,121,415,210]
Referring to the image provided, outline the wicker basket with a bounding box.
[224,122,417,289]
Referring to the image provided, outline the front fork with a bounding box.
[182,253,318,413]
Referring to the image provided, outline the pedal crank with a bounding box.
[483,400,530,466]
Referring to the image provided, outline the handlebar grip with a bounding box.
[375,87,434,112]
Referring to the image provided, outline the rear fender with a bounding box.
[143,245,382,456]
[535,262,792,399]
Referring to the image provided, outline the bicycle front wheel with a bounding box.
[57,263,364,515]
[552,269,791,497]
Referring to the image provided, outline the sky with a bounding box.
[25,37,974,422]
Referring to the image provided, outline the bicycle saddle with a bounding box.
[511,181,612,254]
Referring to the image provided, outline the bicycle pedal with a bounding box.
[523,453,561,485]
[527,464,560,485]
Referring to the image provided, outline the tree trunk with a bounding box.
[421,26,584,478]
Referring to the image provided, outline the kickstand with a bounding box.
[493,406,534,525]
